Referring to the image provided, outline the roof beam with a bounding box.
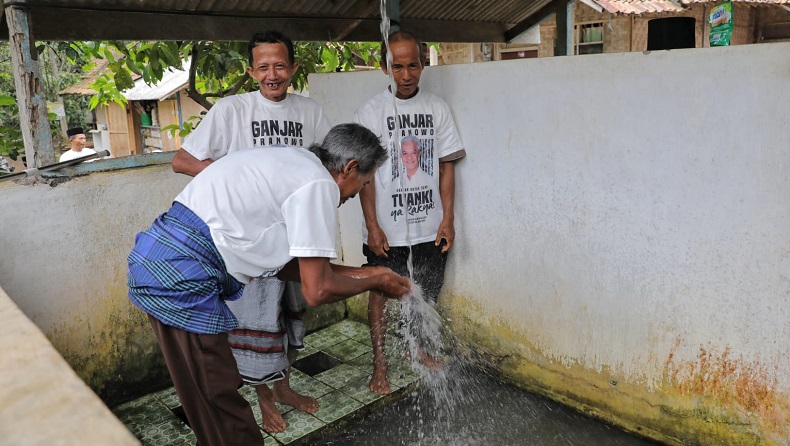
[0,7,510,42]
[504,0,563,42]
[330,0,381,41]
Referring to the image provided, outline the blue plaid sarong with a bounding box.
[127,201,244,334]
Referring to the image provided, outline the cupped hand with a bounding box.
[378,271,411,298]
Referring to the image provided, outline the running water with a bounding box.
[379,0,454,402]
[379,0,472,440]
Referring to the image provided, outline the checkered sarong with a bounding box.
[127,201,243,334]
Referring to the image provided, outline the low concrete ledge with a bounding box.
[0,285,140,445]
[43,152,177,178]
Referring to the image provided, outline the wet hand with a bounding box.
[378,271,411,298]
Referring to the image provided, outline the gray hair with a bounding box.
[400,135,420,150]
[308,123,387,174]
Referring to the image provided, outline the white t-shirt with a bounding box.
[182,91,332,160]
[354,88,465,246]
[175,147,340,284]
[60,147,97,162]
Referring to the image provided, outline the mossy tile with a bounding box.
[314,390,363,423]
[315,363,369,389]
[304,329,347,350]
[351,333,373,347]
[290,376,335,399]
[339,375,394,405]
[333,319,371,339]
[251,401,293,428]
[346,351,374,370]
[151,387,181,410]
[288,368,311,386]
[239,384,258,404]
[298,343,319,357]
[136,414,195,446]
[323,338,372,362]
[315,323,353,341]
[387,363,422,389]
[270,411,325,444]
[113,396,175,435]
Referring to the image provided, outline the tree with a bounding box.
[74,40,381,136]
[0,41,93,167]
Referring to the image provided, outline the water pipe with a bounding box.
[0,150,111,183]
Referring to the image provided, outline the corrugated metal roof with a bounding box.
[3,0,788,41]
[121,65,189,101]
[1,0,545,43]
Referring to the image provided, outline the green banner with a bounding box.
[709,1,733,46]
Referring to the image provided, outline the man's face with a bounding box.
[383,40,423,100]
[246,43,298,102]
[337,169,375,206]
[70,134,86,151]
[401,140,421,175]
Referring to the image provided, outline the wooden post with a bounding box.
[5,5,55,167]
[555,0,575,56]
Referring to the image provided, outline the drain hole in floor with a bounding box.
[293,351,340,376]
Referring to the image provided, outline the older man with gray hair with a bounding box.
[128,123,411,446]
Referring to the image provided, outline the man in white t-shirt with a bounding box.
[354,31,467,395]
[170,30,332,433]
[129,123,411,446]
[60,127,98,162]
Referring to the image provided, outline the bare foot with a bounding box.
[369,366,391,395]
[254,385,286,433]
[408,348,444,370]
[273,381,319,414]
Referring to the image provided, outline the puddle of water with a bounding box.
[317,362,658,446]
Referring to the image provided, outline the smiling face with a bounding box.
[383,40,423,100]
[246,42,298,102]
[401,139,421,177]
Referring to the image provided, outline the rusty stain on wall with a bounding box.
[440,292,787,446]
[663,338,790,437]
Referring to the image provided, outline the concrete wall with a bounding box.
[312,42,790,444]
[0,159,189,404]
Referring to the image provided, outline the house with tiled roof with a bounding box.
[435,0,790,63]
[60,59,205,158]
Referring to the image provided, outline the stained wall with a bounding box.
[313,42,790,444]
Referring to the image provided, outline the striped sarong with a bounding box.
[227,277,289,384]
[128,201,243,334]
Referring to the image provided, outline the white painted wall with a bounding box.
[0,165,189,367]
[312,42,790,390]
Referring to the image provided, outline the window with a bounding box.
[574,22,604,55]
[499,47,539,60]
[647,18,696,50]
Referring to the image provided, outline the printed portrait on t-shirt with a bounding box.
[390,135,438,227]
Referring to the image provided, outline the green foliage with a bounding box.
[76,40,381,112]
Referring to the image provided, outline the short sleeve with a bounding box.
[435,100,465,159]
[281,180,340,259]
[181,102,230,161]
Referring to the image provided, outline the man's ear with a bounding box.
[246,66,254,77]
[381,64,389,76]
[344,159,360,176]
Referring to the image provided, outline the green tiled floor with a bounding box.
[112,319,422,446]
